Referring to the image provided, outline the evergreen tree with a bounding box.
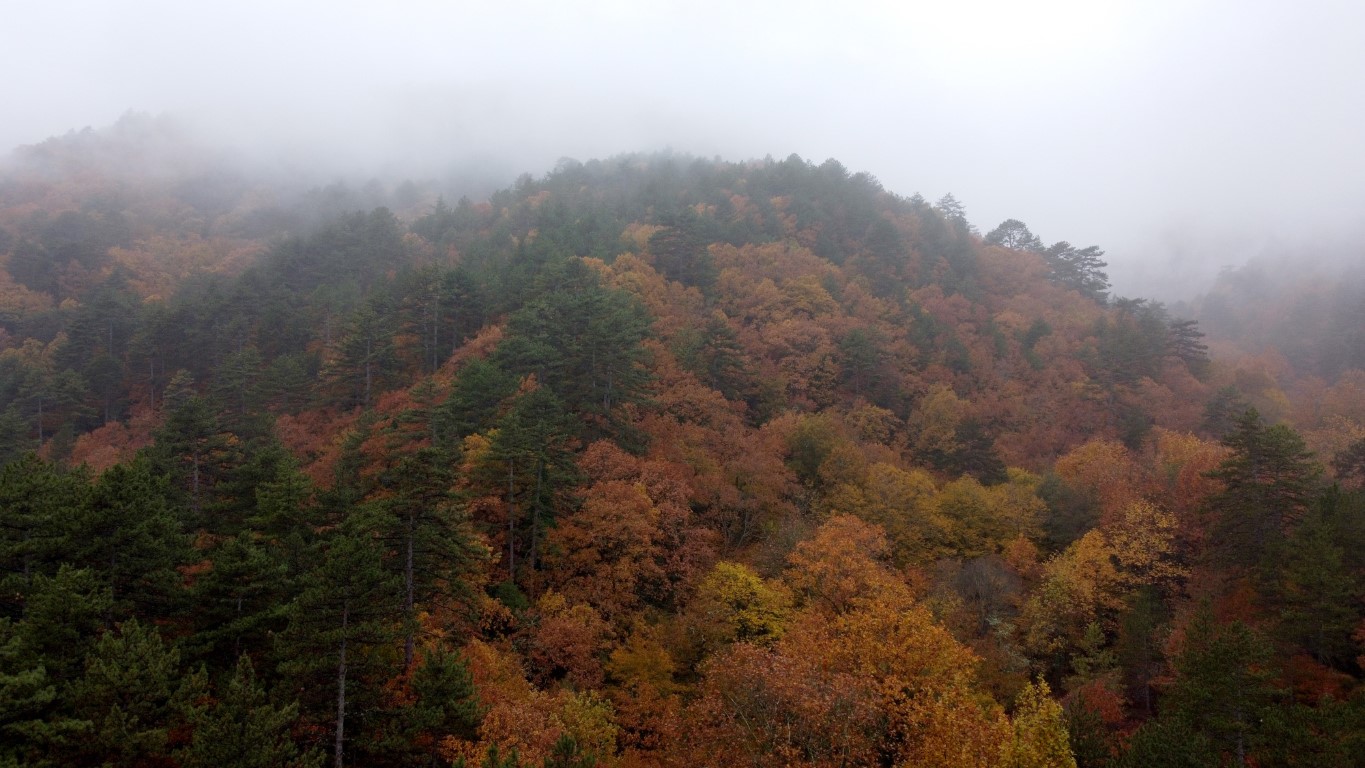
[1043,242,1110,304]
[70,458,190,621]
[368,448,484,668]
[1270,507,1359,667]
[0,454,88,615]
[985,219,1043,251]
[66,618,204,768]
[179,654,322,768]
[278,519,401,768]
[542,734,596,768]
[1165,604,1283,766]
[12,567,111,693]
[434,358,516,449]
[1166,318,1210,377]
[372,648,483,768]
[0,617,87,767]
[1204,409,1322,568]
[185,534,292,669]
[496,259,652,441]
[324,303,400,409]
[485,387,579,581]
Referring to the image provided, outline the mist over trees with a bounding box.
[0,122,1363,766]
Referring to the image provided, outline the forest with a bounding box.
[1,118,1364,767]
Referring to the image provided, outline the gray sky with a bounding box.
[4,0,1364,297]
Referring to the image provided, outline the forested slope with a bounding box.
[1,123,1363,767]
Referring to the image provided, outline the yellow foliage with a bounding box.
[1020,531,1123,658]
[910,383,965,456]
[557,690,620,764]
[606,624,678,696]
[932,472,1045,558]
[689,561,792,649]
[1104,499,1186,590]
[1002,680,1076,768]
[823,462,944,565]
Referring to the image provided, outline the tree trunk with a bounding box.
[506,462,516,581]
[405,510,415,669]
[335,599,349,768]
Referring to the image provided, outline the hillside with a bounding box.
[1,123,1362,767]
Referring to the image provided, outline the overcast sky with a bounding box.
[4,0,1363,297]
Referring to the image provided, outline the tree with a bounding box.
[368,447,485,668]
[325,303,400,409]
[185,533,291,668]
[485,386,579,581]
[1166,318,1210,377]
[67,618,204,768]
[1163,604,1283,766]
[1271,507,1359,667]
[372,648,483,766]
[279,520,401,768]
[686,562,791,653]
[434,358,516,448]
[1003,680,1076,768]
[1042,242,1109,304]
[1332,437,1365,487]
[495,259,652,441]
[1204,409,1322,568]
[179,654,322,768]
[0,453,88,613]
[0,616,86,767]
[70,458,190,621]
[985,219,1043,251]
[648,219,716,290]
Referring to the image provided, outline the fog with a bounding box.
[5,0,1364,299]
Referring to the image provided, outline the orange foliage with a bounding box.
[66,407,160,473]
[1054,438,1148,521]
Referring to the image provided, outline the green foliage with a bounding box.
[1270,507,1360,667]
[1062,690,1116,768]
[985,219,1044,251]
[0,454,88,615]
[179,654,322,768]
[18,566,113,685]
[1204,409,1322,568]
[485,386,580,578]
[372,649,483,767]
[66,618,204,768]
[648,218,716,290]
[71,458,190,620]
[495,259,652,442]
[1165,604,1283,765]
[435,358,517,447]
[1043,242,1109,304]
[0,617,86,767]
[542,733,597,768]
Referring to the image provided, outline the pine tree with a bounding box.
[1271,508,1359,666]
[67,618,205,768]
[1204,409,1322,568]
[179,654,322,768]
[0,453,88,615]
[278,520,401,768]
[367,447,485,668]
[0,617,87,767]
[1165,604,1282,766]
[71,458,190,621]
[485,386,579,581]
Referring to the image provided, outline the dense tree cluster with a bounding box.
[0,127,1363,766]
